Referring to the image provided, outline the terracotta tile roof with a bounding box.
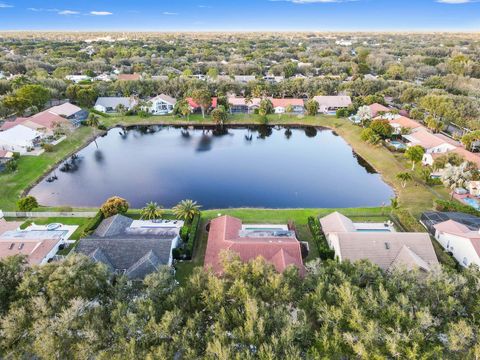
[0,238,61,265]
[369,103,391,117]
[186,97,218,109]
[228,97,262,106]
[204,215,305,275]
[0,117,29,131]
[29,110,70,130]
[269,98,304,108]
[451,147,480,168]
[405,129,452,149]
[389,116,423,130]
[117,73,141,81]
[48,102,82,117]
[313,96,352,108]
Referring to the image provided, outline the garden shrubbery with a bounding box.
[435,199,480,217]
[308,216,335,260]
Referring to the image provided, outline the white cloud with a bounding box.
[162,11,178,15]
[0,3,13,8]
[58,10,79,15]
[90,11,113,16]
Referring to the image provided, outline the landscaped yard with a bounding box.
[175,206,390,283]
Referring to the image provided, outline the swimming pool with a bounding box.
[390,141,406,150]
[464,198,480,210]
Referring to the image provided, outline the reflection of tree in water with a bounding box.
[60,156,82,173]
[138,126,157,135]
[196,134,213,152]
[94,150,104,163]
[305,127,318,138]
[212,126,229,137]
[352,151,377,174]
[181,129,191,139]
[119,127,128,139]
[285,128,292,139]
[257,125,272,139]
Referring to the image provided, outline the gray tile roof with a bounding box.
[94,214,133,237]
[76,215,176,279]
[76,236,173,279]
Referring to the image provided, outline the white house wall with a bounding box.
[435,231,480,267]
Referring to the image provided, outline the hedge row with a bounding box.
[435,199,480,217]
[173,213,201,261]
[81,210,104,237]
[308,216,335,260]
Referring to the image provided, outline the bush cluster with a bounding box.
[308,216,335,260]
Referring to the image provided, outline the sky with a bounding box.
[0,0,479,31]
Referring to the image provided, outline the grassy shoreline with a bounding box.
[0,114,447,214]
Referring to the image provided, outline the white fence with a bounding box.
[1,211,97,218]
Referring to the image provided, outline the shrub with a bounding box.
[4,159,18,173]
[97,124,107,130]
[184,213,201,260]
[435,199,480,217]
[17,196,39,211]
[42,143,54,152]
[308,216,335,260]
[336,108,350,118]
[82,210,104,237]
[180,225,190,242]
[391,209,424,232]
[100,196,129,218]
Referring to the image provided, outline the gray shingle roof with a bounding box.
[76,237,173,279]
[95,97,135,109]
[94,214,133,237]
[76,215,176,279]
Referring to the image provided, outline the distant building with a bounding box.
[117,73,142,81]
[234,75,256,83]
[65,75,91,83]
[148,94,176,115]
[270,98,305,114]
[368,103,391,118]
[313,96,352,114]
[204,215,305,275]
[75,215,183,280]
[228,97,261,114]
[320,212,439,272]
[186,97,218,113]
[94,97,137,113]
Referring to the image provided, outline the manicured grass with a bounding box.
[0,127,95,211]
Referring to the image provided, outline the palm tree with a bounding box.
[87,113,100,148]
[172,199,202,222]
[390,197,400,210]
[396,172,413,188]
[141,201,163,220]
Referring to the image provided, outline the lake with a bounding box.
[30,126,394,209]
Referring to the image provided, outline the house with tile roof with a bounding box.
[320,212,439,272]
[313,95,352,114]
[117,73,142,81]
[421,211,480,267]
[368,103,391,118]
[94,97,138,113]
[228,97,262,114]
[388,116,424,134]
[186,97,218,113]
[403,129,457,154]
[0,222,77,265]
[75,214,183,280]
[48,102,89,127]
[0,125,42,154]
[269,98,305,114]
[204,215,305,275]
[25,110,71,134]
[148,94,176,115]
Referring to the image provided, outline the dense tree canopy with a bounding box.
[2,254,480,359]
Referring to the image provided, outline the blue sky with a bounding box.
[0,0,479,31]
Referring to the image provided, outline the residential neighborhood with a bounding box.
[1,9,480,357]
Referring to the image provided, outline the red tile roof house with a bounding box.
[269,98,305,114]
[368,103,391,118]
[117,73,142,81]
[186,97,218,113]
[26,110,71,133]
[204,215,305,276]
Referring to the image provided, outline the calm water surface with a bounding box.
[30,126,394,209]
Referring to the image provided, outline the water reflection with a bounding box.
[30,126,394,209]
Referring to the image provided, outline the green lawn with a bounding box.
[0,127,96,211]
[18,217,92,256]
